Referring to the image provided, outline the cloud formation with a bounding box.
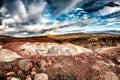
[0,0,120,37]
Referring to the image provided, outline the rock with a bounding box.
[92,61,109,71]
[11,77,21,80]
[26,75,32,80]
[19,42,93,57]
[40,60,47,70]
[17,70,23,75]
[96,47,120,54]
[34,73,48,80]
[0,49,21,62]
[31,71,37,76]
[104,72,119,80]
[117,58,120,63]
[18,59,33,71]
[0,45,3,49]
[6,72,15,76]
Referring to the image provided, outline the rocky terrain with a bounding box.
[0,33,120,80]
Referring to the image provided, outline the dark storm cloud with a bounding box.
[46,0,82,16]
[81,0,120,12]
[45,0,120,16]
[0,0,119,20]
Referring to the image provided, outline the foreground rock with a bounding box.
[34,73,48,80]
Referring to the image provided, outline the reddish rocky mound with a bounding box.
[0,33,120,80]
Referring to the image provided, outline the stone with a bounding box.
[6,72,15,76]
[117,58,120,63]
[11,77,21,80]
[34,73,48,80]
[18,59,33,71]
[0,45,3,49]
[0,49,21,62]
[40,60,47,70]
[31,71,37,76]
[26,75,32,80]
[104,72,119,80]
[92,61,109,71]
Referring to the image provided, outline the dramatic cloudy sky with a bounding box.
[0,0,120,37]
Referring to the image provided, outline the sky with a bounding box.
[0,0,120,37]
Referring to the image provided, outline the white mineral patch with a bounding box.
[64,43,93,55]
[19,42,93,56]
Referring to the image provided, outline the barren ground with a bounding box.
[0,33,120,80]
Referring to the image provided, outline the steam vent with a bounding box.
[0,0,120,80]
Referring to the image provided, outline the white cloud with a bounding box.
[28,0,47,23]
[97,6,120,16]
[0,0,120,37]
[0,27,17,35]
[114,1,120,5]
[28,1,46,16]
[54,0,83,15]
[16,0,28,22]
